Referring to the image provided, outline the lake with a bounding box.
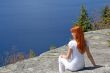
[0,0,110,66]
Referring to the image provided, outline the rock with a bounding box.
[0,29,110,73]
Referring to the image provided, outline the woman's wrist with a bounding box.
[93,63,96,67]
[61,55,67,59]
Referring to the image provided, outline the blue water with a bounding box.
[0,0,110,66]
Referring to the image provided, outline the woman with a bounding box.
[58,25,96,73]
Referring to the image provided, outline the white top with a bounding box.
[67,39,86,70]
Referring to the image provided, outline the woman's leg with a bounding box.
[58,56,65,73]
[58,56,77,72]
[58,56,85,72]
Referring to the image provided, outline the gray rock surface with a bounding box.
[0,29,110,73]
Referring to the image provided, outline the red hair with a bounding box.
[70,25,86,54]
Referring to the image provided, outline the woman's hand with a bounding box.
[60,54,67,59]
[94,64,98,67]
[60,46,73,60]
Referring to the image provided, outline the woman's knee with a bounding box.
[58,55,62,62]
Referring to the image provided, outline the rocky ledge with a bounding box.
[0,29,110,73]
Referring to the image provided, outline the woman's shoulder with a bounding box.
[69,39,75,44]
[68,39,77,47]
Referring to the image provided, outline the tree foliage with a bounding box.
[92,5,110,30]
[75,5,92,32]
[102,5,110,24]
[29,49,36,58]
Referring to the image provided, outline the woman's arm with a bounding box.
[61,46,73,59]
[85,44,96,66]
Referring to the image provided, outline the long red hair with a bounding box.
[70,25,86,54]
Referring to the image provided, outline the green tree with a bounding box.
[102,5,110,19]
[92,5,110,30]
[102,5,110,23]
[76,5,92,32]
[29,49,36,58]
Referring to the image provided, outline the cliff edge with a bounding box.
[0,29,110,73]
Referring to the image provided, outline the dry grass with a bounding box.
[3,49,36,66]
[108,40,110,47]
[108,32,110,47]
[108,32,110,35]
